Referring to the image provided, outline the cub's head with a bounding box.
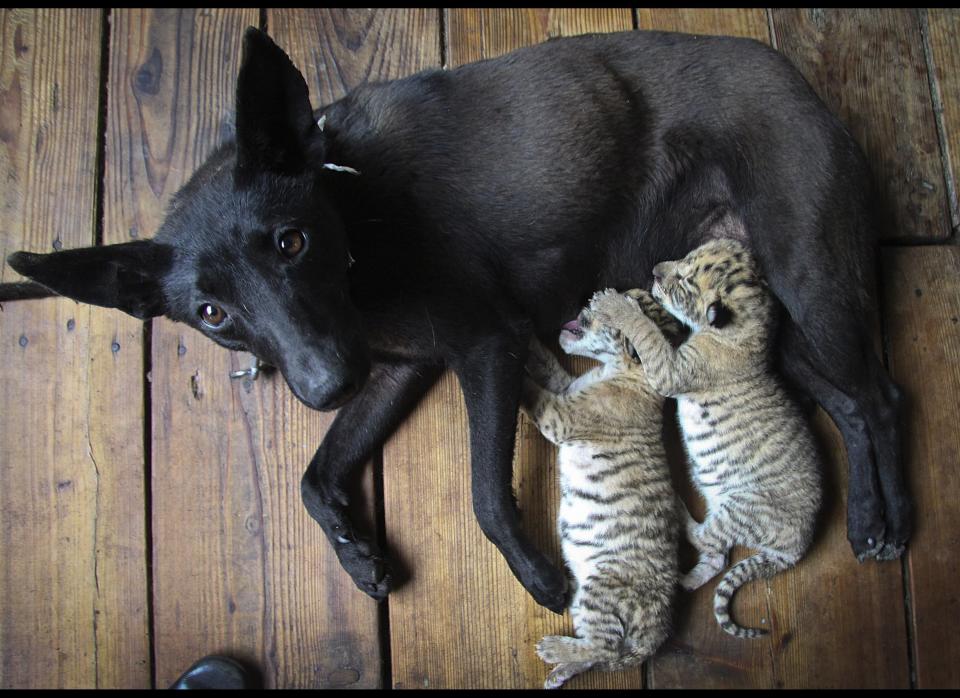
[651,239,774,341]
[559,288,681,364]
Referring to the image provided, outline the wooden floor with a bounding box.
[0,8,958,689]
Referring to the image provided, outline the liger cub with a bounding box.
[520,289,683,688]
[592,238,822,639]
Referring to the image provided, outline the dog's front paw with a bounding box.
[335,536,393,600]
[526,562,569,614]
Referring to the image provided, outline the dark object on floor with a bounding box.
[169,655,259,690]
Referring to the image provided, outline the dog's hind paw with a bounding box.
[853,537,885,563]
[875,540,907,561]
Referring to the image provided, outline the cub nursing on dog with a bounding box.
[520,290,683,688]
[593,239,822,638]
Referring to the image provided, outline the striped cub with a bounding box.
[592,238,822,639]
[520,289,682,688]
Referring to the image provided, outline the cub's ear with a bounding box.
[706,300,732,329]
[6,240,173,319]
[234,27,322,181]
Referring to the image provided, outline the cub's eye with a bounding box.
[277,229,306,259]
[199,303,226,328]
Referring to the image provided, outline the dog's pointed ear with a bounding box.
[6,240,173,319]
[235,27,322,180]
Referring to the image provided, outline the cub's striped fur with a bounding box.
[592,239,822,639]
[520,289,682,688]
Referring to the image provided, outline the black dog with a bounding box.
[8,27,910,612]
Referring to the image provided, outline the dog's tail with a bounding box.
[713,551,793,638]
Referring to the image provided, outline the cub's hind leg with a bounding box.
[543,661,596,690]
[537,635,616,665]
[681,512,732,591]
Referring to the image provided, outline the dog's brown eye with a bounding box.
[199,303,226,327]
[278,229,305,258]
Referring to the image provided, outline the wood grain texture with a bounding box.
[635,8,770,40]
[883,247,960,688]
[105,9,381,688]
[0,300,149,688]
[103,8,245,245]
[650,411,910,688]
[268,8,441,108]
[446,8,633,65]
[0,8,102,281]
[385,8,639,689]
[770,9,950,241]
[149,332,382,688]
[925,9,960,231]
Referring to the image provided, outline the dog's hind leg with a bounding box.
[744,169,910,561]
[778,321,910,560]
[451,334,569,613]
[301,358,442,600]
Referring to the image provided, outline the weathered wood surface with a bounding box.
[2,7,959,690]
[0,300,149,688]
[384,8,642,690]
[445,8,632,65]
[770,9,950,241]
[884,247,960,689]
[926,9,960,231]
[106,8,381,688]
[0,8,103,282]
[635,8,769,39]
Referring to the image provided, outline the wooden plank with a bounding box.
[384,9,639,689]
[447,8,632,65]
[0,299,149,688]
[0,8,102,281]
[770,9,950,241]
[268,8,441,107]
[102,8,243,246]
[926,9,960,231]
[883,247,960,688]
[105,9,386,688]
[635,8,770,40]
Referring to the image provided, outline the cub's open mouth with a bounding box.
[561,320,584,339]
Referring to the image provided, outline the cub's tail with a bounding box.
[714,551,794,638]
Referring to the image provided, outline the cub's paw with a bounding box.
[590,289,641,327]
[537,635,581,665]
